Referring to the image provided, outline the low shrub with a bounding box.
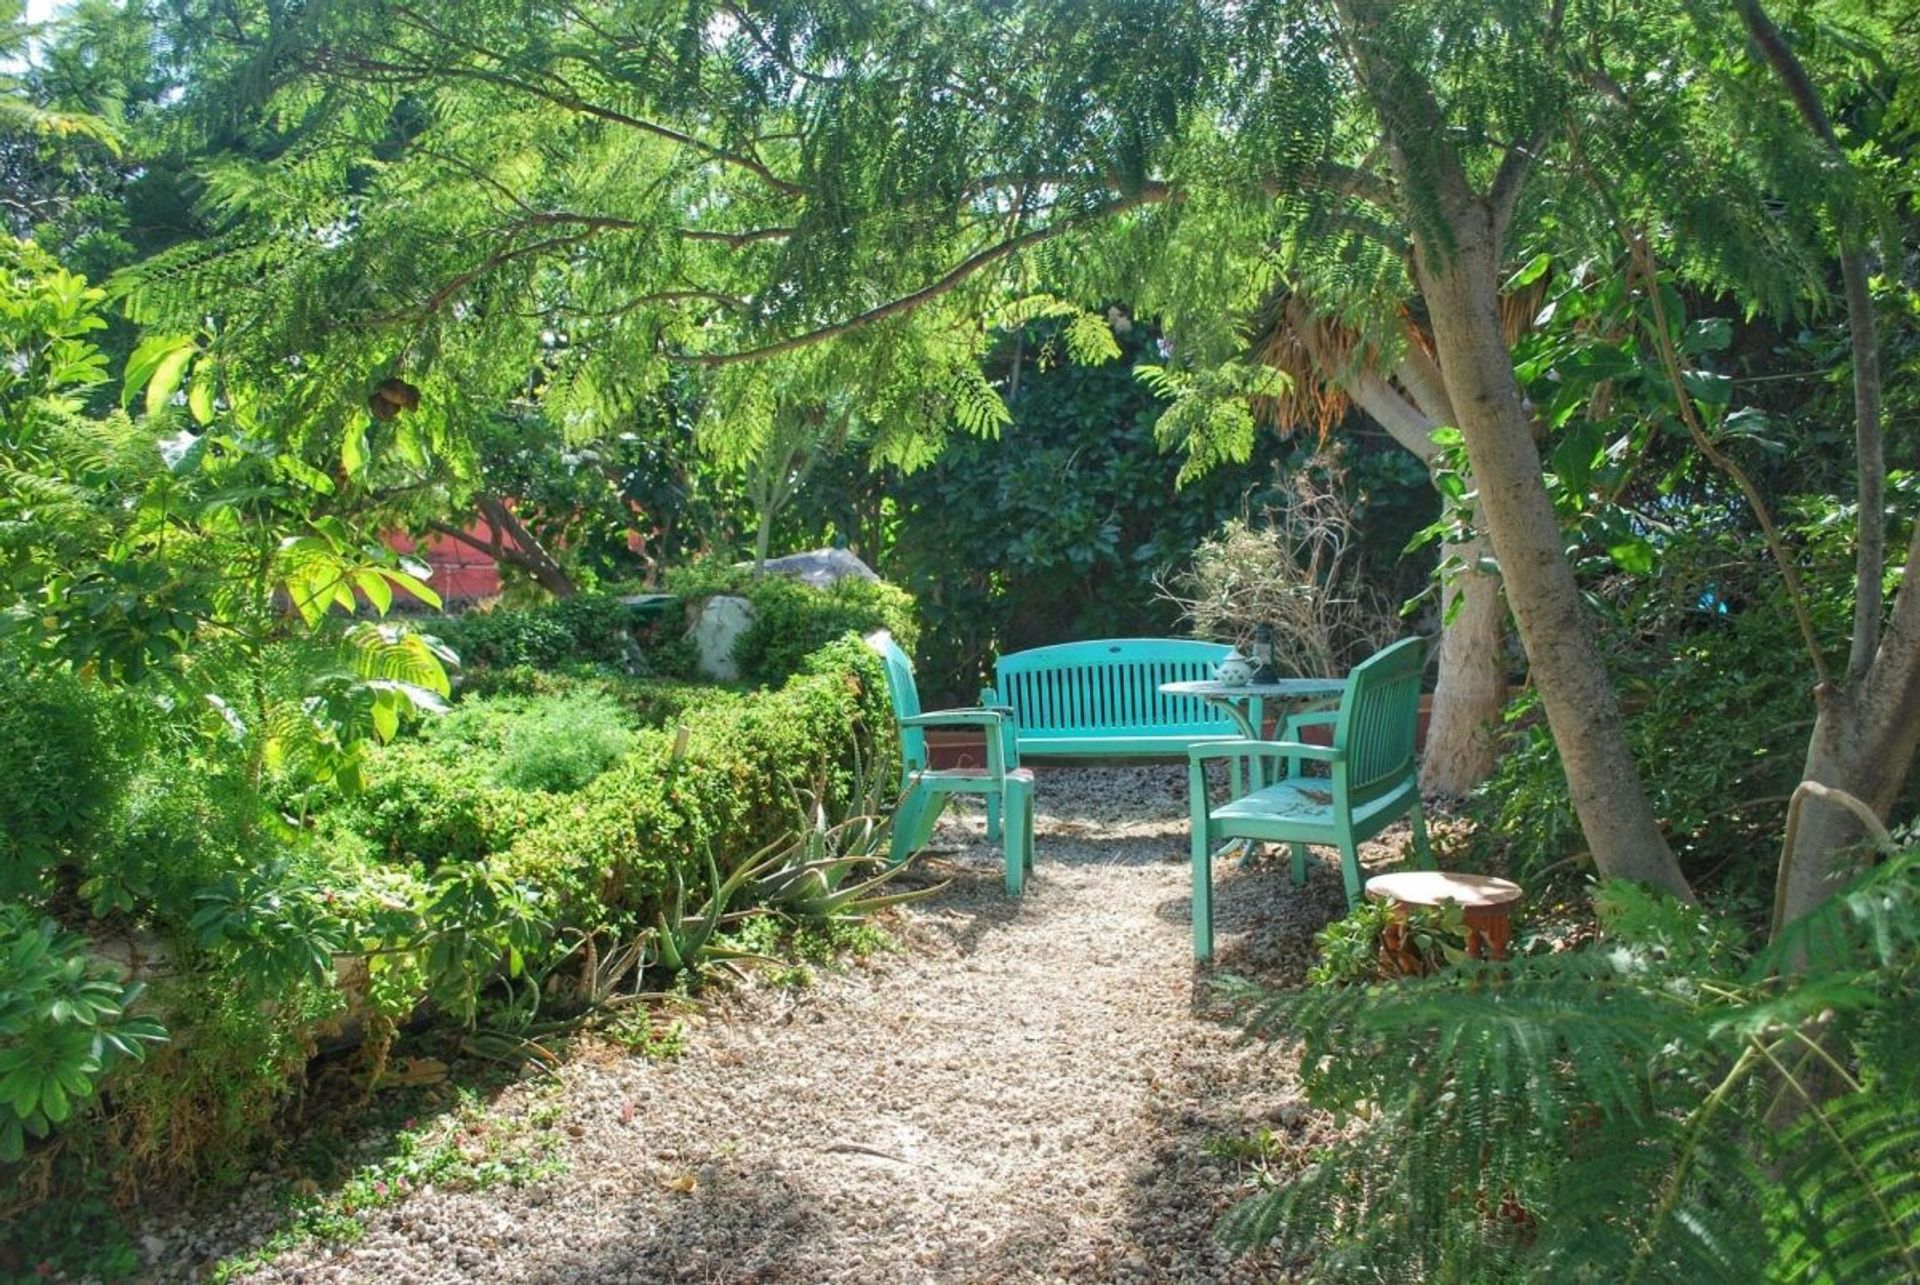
[343,746,559,869]
[665,562,918,687]
[428,595,643,672]
[453,665,721,726]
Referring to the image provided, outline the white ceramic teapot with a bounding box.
[1214,650,1255,685]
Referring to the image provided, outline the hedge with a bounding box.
[495,635,896,927]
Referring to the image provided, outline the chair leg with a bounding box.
[1290,842,1310,887]
[1001,778,1033,896]
[890,787,945,865]
[1191,821,1215,962]
[1023,788,1036,873]
[985,793,1002,844]
[1408,797,1435,869]
[1337,836,1364,908]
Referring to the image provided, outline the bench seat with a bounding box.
[1018,731,1248,758]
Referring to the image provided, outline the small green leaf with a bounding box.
[1607,538,1658,575]
[188,376,215,426]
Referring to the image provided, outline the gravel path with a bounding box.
[171,766,1416,1284]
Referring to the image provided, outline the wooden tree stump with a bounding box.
[1365,871,1524,962]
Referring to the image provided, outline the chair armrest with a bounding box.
[899,709,1008,729]
[1187,738,1341,764]
[1283,710,1341,739]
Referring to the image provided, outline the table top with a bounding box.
[1365,871,1524,908]
[1159,677,1347,700]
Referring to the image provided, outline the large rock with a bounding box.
[688,593,755,681]
[746,547,879,589]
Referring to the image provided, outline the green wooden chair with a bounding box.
[867,631,1036,894]
[1186,636,1434,961]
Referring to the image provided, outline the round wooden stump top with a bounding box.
[1365,871,1523,909]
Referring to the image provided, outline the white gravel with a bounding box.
[159,765,1421,1284]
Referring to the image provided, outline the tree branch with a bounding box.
[1736,0,1886,681]
[671,190,1168,367]
[1629,233,1832,692]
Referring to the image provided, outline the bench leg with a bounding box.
[1001,777,1034,896]
[1408,797,1435,869]
[1290,841,1310,887]
[985,793,1002,844]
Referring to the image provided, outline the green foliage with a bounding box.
[436,688,640,795]
[1219,859,1920,1281]
[0,661,134,896]
[1466,489,1874,894]
[842,319,1353,701]
[430,595,645,673]
[664,562,918,688]
[1306,899,1470,986]
[0,906,166,1163]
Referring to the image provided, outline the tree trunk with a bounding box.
[753,509,773,570]
[1414,209,1693,898]
[1422,527,1506,796]
[1322,339,1510,795]
[1777,529,1920,924]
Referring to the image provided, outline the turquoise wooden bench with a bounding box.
[1186,636,1434,962]
[868,631,1036,894]
[981,639,1251,759]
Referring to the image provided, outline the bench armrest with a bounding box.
[1187,738,1341,764]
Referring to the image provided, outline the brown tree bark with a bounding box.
[1734,0,1919,929]
[428,495,578,598]
[1335,358,1506,796]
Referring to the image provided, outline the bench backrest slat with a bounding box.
[995,639,1235,737]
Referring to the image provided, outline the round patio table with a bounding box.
[1158,676,1347,742]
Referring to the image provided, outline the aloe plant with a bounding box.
[753,777,948,923]
[650,842,784,978]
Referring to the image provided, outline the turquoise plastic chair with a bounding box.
[1186,636,1435,961]
[867,632,1036,894]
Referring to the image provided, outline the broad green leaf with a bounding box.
[144,345,195,419]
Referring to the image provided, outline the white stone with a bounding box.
[743,547,879,588]
[688,594,756,681]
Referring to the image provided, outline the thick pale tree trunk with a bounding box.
[1423,530,1506,796]
[1413,208,1692,898]
[1321,337,1508,795]
[1778,529,1920,924]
